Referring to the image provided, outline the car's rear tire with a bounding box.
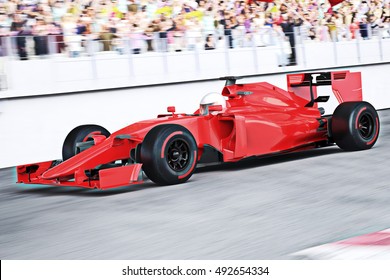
[62,125,110,161]
[331,101,379,151]
[140,125,198,185]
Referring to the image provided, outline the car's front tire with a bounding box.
[62,124,111,161]
[140,125,198,185]
[331,101,379,151]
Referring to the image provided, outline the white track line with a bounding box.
[292,229,390,259]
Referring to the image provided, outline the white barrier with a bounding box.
[0,63,389,168]
[0,37,389,99]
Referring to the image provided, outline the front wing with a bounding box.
[17,161,143,190]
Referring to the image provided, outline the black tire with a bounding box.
[331,101,379,151]
[62,124,110,161]
[140,125,198,185]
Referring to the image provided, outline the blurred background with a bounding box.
[0,0,388,61]
[0,0,388,97]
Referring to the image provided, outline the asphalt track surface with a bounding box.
[1,110,390,260]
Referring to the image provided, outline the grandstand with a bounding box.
[0,0,388,60]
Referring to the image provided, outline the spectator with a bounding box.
[171,15,186,52]
[32,17,48,56]
[61,13,81,57]
[0,0,387,58]
[221,12,238,49]
[326,15,338,41]
[186,17,202,50]
[359,15,369,39]
[129,23,143,54]
[350,17,360,39]
[52,0,67,23]
[382,16,390,38]
[203,7,216,35]
[127,0,138,15]
[47,21,64,54]
[157,17,170,52]
[280,13,301,65]
[204,33,216,50]
[15,24,28,60]
[144,20,159,52]
[10,13,25,32]
[99,24,117,51]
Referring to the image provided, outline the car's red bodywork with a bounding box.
[17,71,365,189]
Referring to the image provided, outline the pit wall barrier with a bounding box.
[0,62,389,169]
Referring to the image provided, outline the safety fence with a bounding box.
[0,24,389,97]
[1,24,389,61]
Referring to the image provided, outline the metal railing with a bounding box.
[0,24,389,92]
[0,28,279,59]
[1,24,388,60]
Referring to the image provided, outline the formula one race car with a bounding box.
[17,71,380,189]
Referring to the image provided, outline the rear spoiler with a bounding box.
[287,71,362,107]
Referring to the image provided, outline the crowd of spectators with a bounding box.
[0,0,389,61]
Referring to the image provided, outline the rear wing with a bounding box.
[287,71,362,107]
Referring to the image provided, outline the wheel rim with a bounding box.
[358,113,374,140]
[167,139,190,172]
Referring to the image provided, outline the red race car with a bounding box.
[17,71,380,189]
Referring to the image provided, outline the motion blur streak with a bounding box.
[0,110,390,259]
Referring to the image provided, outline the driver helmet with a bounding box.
[199,92,227,115]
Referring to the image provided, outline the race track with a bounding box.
[1,110,390,260]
